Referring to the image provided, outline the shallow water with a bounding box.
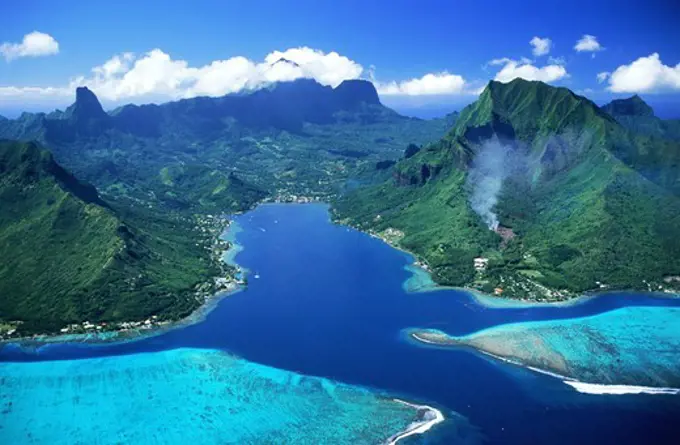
[2,203,680,444]
[0,348,431,444]
[416,306,680,387]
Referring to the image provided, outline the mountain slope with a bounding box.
[0,141,227,335]
[334,79,680,300]
[602,95,680,141]
[0,80,451,204]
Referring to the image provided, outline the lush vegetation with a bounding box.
[0,80,453,202]
[0,79,450,335]
[0,141,237,335]
[3,76,678,331]
[334,79,680,301]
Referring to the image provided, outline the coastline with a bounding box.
[385,400,445,445]
[338,219,594,308]
[376,228,679,309]
[1,216,248,348]
[333,210,680,309]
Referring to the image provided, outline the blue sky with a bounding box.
[2,0,680,117]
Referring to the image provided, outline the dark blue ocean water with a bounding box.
[3,203,680,444]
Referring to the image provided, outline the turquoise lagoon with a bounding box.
[2,203,680,444]
[0,348,432,444]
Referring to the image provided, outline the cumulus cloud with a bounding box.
[530,37,551,56]
[2,47,364,104]
[574,35,602,52]
[1,46,478,107]
[377,72,467,95]
[604,53,680,93]
[80,47,366,101]
[0,31,59,61]
[491,58,568,84]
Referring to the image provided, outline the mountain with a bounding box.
[0,80,452,336]
[602,95,680,141]
[0,79,451,204]
[333,79,680,300]
[0,140,230,335]
[110,78,387,138]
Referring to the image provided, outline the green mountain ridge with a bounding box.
[334,79,680,300]
[0,79,451,205]
[601,95,680,142]
[0,140,229,335]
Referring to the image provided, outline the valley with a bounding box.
[1,77,679,337]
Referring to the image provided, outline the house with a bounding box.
[474,257,489,271]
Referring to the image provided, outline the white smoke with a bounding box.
[467,139,512,230]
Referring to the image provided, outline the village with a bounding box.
[0,213,246,342]
[267,193,323,204]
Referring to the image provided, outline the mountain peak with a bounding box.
[334,79,380,106]
[271,57,301,68]
[602,95,654,117]
[60,86,111,137]
[69,87,107,118]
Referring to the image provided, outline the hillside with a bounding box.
[0,80,451,205]
[0,140,231,336]
[602,95,680,142]
[334,79,680,301]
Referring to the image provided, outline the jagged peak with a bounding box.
[65,86,108,120]
[602,95,654,117]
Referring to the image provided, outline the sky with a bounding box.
[2,0,680,117]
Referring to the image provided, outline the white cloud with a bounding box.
[0,31,59,61]
[596,72,610,83]
[82,47,364,101]
[574,35,602,52]
[377,72,468,95]
[1,47,478,106]
[491,58,568,84]
[530,37,551,56]
[605,53,680,93]
[3,47,365,104]
[264,48,363,87]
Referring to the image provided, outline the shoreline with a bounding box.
[392,234,678,309]
[333,212,680,309]
[1,217,248,348]
[385,399,445,445]
[342,220,596,308]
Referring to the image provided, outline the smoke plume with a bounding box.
[467,139,512,230]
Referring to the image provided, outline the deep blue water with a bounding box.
[3,203,680,444]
